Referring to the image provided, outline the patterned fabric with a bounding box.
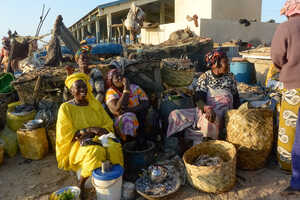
[196,70,238,96]
[105,84,148,108]
[205,50,227,68]
[114,112,139,141]
[167,108,218,139]
[280,0,300,17]
[277,88,300,171]
[75,45,92,62]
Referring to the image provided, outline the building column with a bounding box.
[81,26,85,41]
[87,23,92,34]
[95,19,101,43]
[160,2,166,24]
[76,29,80,41]
[106,13,112,42]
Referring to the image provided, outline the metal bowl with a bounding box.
[54,186,81,200]
[24,119,44,129]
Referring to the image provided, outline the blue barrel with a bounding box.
[230,61,256,84]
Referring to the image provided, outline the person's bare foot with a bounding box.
[281,186,300,196]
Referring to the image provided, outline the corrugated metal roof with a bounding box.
[98,0,129,9]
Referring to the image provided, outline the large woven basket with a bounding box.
[226,103,273,170]
[160,58,195,87]
[12,67,67,104]
[183,140,237,193]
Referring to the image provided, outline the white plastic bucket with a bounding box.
[92,165,124,200]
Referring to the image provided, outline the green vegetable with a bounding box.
[58,190,75,200]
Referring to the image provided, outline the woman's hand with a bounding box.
[122,77,130,89]
[88,127,109,136]
[204,106,216,123]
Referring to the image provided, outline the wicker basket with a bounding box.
[12,67,67,104]
[183,140,237,193]
[160,58,195,87]
[226,103,273,170]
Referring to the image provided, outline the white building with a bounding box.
[70,0,279,45]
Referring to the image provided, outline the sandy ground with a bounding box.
[0,153,300,200]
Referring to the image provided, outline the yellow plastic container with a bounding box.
[6,102,36,132]
[0,126,18,158]
[17,128,49,160]
[0,140,4,165]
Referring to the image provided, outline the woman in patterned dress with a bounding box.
[105,69,149,143]
[167,50,240,140]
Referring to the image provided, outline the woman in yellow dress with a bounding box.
[56,73,123,199]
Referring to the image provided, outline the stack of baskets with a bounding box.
[11,67,68,104]
[183,140,237,193]
[226,103,273,170]
[160,58,195,87]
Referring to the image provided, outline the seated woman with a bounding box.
[105,69,150,143]
[167,50,240,140]
[56,73,123,199]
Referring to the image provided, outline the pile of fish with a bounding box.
[193,154,223,167]
[136,165,179,196]
[161,58,194,71]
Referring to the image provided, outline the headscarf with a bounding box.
[75,45,92,62]
[2,37,10,48]
[106,69,133,97]
[65,73,100,111]
[205,50,227,68]
[280,0,300,17]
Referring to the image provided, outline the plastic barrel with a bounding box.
[230,61,256,84]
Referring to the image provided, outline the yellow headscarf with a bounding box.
[65,72,100,111]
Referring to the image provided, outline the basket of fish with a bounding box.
[135,165,181,200]
[160,58,195,87]
[183,140,237,193]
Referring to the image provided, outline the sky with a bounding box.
[0,0,287,43]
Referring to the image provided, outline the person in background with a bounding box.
[64,45,106,104]
[0,37,10,72]
[56,73,123,199]
[105,69,149,144]
[167,50,240,140]
[272,0,300,195]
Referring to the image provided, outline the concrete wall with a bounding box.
[175,0,262,24]
[175,0,212,23]
[200,19,278,44]
[141,21,200,45]
[211,0,262,21]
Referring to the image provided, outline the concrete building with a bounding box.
[69,0,174,43]
[70,0,278,45]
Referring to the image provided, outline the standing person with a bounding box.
[63,45,106,104]
[0,37,10,72]
[271,0,300,172]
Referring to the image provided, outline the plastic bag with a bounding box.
[0,126,18,157]
[17,128,49,160]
